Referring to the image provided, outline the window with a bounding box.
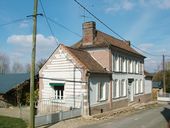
[113,80,119,98]
[116,80,120,98]
[139,62,143,74]
[113,54,116,71]
[112,80,117,98]
[115,55,119,72]
[123,57,126,72]
[120,56,123,72]
[133,61,136,73]
[139,79,143,93]
[120,79,127,97]
[98,82,106,101]
[135,80,139,94]
[135,61,138,73]
[129,60,132,73]
[50,83,64,99]
[127,59,129,73]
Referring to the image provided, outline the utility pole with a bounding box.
[30,0,38,127]
[163,54,166,93]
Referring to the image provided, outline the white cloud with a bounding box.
[105,0,134,13]
[139,0,170,9]
[156,0,170,9]
[144,58,161,72]
[7,34,58,64]
[122,0,134,10]
[7,34,58,49]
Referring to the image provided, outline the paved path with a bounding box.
[79,105,170,128]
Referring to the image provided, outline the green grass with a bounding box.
[0,116,27,128]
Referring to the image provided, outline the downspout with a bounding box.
[109,77,112,109]
[109,46,113,109]
[82,69,90,116]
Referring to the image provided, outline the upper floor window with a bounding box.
[115,55,119,72]
[139,62,143,74]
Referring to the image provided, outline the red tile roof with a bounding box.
[63,45,109,74]
[73,30,144,57]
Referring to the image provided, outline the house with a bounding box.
[152,81,163,99]
[144,71,153,100]
[39,21,151,115]
[0,73,30,106]
[0,73,39,107]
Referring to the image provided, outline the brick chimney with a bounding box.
[125,40,131,46]
[82,21,96,45]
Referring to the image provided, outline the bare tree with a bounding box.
[36,58,46,72]
[0,53,10,74]
[24,58,46,73]
[12,61,24,73]
[25,63,31,73]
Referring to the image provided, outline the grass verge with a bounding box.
[0,115,27,128]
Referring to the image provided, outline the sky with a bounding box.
[0,0,170,73]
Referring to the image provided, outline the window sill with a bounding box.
[98,99,107,102]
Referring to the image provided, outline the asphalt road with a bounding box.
[79,105,170,128]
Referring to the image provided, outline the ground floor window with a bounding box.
[112,79,119,98]
[98,82,106,101]
[120,79,127,97]
[139,79,143,93]
[49,83,64,99]
[134,79,143,94]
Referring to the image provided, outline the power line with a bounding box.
[74,0,126,41]
[47,17,82,38]
[73,0,167,57]
[39,0,59,45]
[131,44,161,57]
[0,17,31,27]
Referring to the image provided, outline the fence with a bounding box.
[37,95,82,114]
[35,108,81,127]
[35,95,83,127]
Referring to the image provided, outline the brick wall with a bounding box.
[134,93,152,103]
[90,99,128,115]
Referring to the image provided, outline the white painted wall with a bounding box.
[40,48,84,108]
[144,79,152,94]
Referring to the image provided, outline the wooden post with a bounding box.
[30,0,38,127]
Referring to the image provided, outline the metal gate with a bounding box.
[35,95,83,127]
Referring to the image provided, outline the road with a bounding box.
[79,105,170,128]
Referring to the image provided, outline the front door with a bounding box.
[128,79,134,102]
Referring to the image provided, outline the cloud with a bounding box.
[7,34,58,49]
[144,58,161,72]
[105,0,170,14]
[105,0,134,13]
[7,34,58,64]
[139,0,170,9]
